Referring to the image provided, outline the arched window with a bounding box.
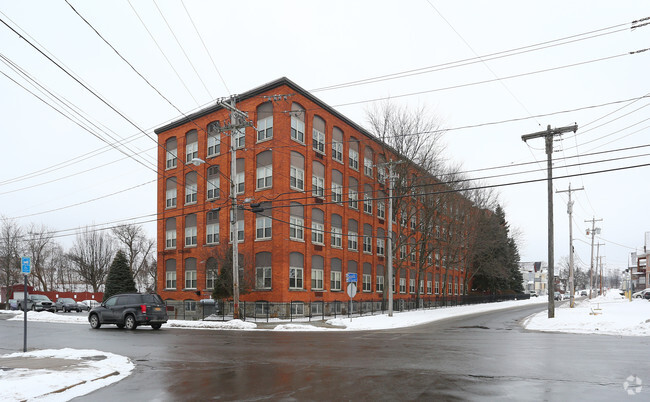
[363,184,373,215]
[185,171,197,204]
[349,137,359,170]
[206,210,219,245]
[312,161,325,198]
[347,219,358,251]
[206,257,218,289]
[185,130,198,163]
[290,103,305,143]
[331,170,343,203]
[255,252,272,289]
[256,150,273,189]
[330,258,342,291]
[290,151,305,191]
[184,258,197,289]
[207,166,220,200]
[348,177,358,209]
[312,115,326,154]
[364,146,374,177]
[165,177,177,208]
[289,202,304,241]
[165,137,177,169]
[184,214,197,247]
[207,121,221,157]
[257,102,273,141]
[311,208,324,245]
[332,127,343,163]
[165,218,176,249]
[363,263,372,292]
[311,255,324,290]
[289,252,304,289]
[236,158,245,194]
[376,264,385,293]
[165,259,176,289]
[363,223,373,254]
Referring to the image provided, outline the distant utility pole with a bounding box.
[556,184,583,308]
[382,159,404,317]
[585,217,603,299]
[522,124,578,318]
[595,242,605,295]
[214,96,254,319]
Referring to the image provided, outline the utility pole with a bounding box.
[383,159,404,317]
[214,96,254,319]
[522,123,578,318]
[595,242,605,295]
[585,217,603,299]
[556,184,583,308]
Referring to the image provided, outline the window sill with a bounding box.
[255,238,272,242]
[184,245,197,249]
[290,238,305,243]
[165,205,177,210]
[256,137,273,144]
[289,288,307,292]
[185,202,197,206]
[256,186,272,192]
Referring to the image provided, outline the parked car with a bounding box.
[644,292,650,300]
[16,294,55,312]
[76,302,90,312]
[580,290,588,296]
[528,290,538,297]
[554,292,562,301]
[81,300,100,309]
[632,288,650,298]
[8,299,18,310]
[88,293,168,330]
[55,298,81,312]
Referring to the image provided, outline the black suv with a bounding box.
[88,293,168,330]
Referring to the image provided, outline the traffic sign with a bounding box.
[346,282,357,298]
[21,257,31,275]
[346,273,357,283]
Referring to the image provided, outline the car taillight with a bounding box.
[140,305,147,314]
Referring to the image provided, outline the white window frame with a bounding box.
[289,267,303,289]
[363,194,373,214]
[311,222,324,245]
[363,274,371,292]
[230,220,244,243]
[185,182,197,205]
[419,280,424,294]
[165,271,176,289]
[186,141,198,163]
[331,227,342,248]
[290,301,304,315]
[376,275,384,292]
[256,165,272,190]
[331,271,342,291]
[206,222,219,245]
[291,116,305,143]
[409,278,415,294]
[349,149,359,170]
[166,188,177,208]
[256,216,272,240]
[290,166,305,191]
[348,189,358,210]
[311,269,324,290]
[256,266,272,289]
[435,280,440,295]
[165,230,176,249]
[207,133,220,157]
[427,280,432,294]
[233,128,245,150]
[363,235,372,254]
[332,140,343,163]
[332,183,343,204]
[313,128,325,154]
[377,166,386,182]
[289,217,304,241]
[347,231,358,251]
[312,175,325,198]
[236,171,245,194]
[377,200,385,219]
[399,278,406,294]
[185,270,197,289]
[376,238,385,256]
[364,157,373,177]
[166,148,177,169]
[185,226,197,247]
[207,176,219,200]
[206,269,217,289]
[257,116,273,141]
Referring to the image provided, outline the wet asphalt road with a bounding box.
[2,303,648,401]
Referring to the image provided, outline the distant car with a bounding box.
[8,299,18,310]
[81,300,100,309]
[88,293,168,330]
[580,290,588,296]
[17,294,56,312]
[632,288,650,298]
[76,302,90,312]
[55,298,80,313]
[644,292,650,300]
[554,292,562,301]
[528,290,538,297]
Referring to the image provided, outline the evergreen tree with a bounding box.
[210,246,251,300]
[103,250,137,301]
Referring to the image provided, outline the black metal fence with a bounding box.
[164,293,529,322]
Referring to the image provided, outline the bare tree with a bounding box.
[0,216,22,303]
[67,227,114,293]
[111,224,155,292]
[25,224,58,291]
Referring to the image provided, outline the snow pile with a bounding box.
[523,290,650,336]
[7,310,89,324]
[166,318,257,330]
[273,323,334,331]
[0,348,133,401]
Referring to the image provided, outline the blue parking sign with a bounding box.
[21,257,31,274]
[346,273,357,283]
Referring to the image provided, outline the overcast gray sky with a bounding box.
[1,1,648,277]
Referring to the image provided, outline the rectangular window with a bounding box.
[255,302,269,315]
[207,177,219,200]
[332,140,343,163]
[411,216,417,231]
[289,267,303,289]
[448,283,453,295]
[331,227,342,248]
[331,271,341,291]
[455,282,458,295]
[166,149,177,169]
[256,216,272,240]
[311,222,324,245]
[236,171,245,194]
[332,183,343,203]
[348,189,358,209]
[349,149,359,170]
[185,183,197,204]
[435,280,440,295]
[311,269,324,290]
[400,245,407,259]
[166,188,177,208]
[376,238,385,256]
[410,279,416,294]
[363,235,372,254]
[364,158,373,177]
[206,223,219,244]
[206,270,217,289]
[185,270,197,289]
[165,271,176,289]
[400,278,406,294]
[256,267,272,289]
[290,302,304,315]
[376,275,384,292]
[233,128,245,150]
[312,175,325,198]
[207,133,220,157]
[377,166,386,182]
[347,231,358,251]
[185,226,197,247]
[257,116,273,141]
[185,300,197,312]
[289,217,304,241]
[363,194,373,214]
[256,166,272,189]
[427,280,432,294]
[410,248,417,262]
[377,200,385,219]
[311,302,323,315]
[230,220,244,243]
[363,274,371,292]
[290,167,304,190]
[291,117,305,143]
[165,230,176,249]
[186,142,198,163]
[313,129,325,154]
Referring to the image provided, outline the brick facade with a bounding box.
[155,77,471,310]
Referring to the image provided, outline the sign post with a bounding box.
[21,257,31,352]
[346,273,357,320]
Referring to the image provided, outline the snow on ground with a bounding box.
[522,289,650,336]
[0,348,133,402]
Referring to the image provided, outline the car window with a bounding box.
[142,294,163,304]
[105,297,118,307]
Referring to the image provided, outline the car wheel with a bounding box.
[76,308,81,313]
[124,315,137,330]
[89,314,101,329]
[151,323,162,330]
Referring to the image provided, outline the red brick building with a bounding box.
[155,77,472,317]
